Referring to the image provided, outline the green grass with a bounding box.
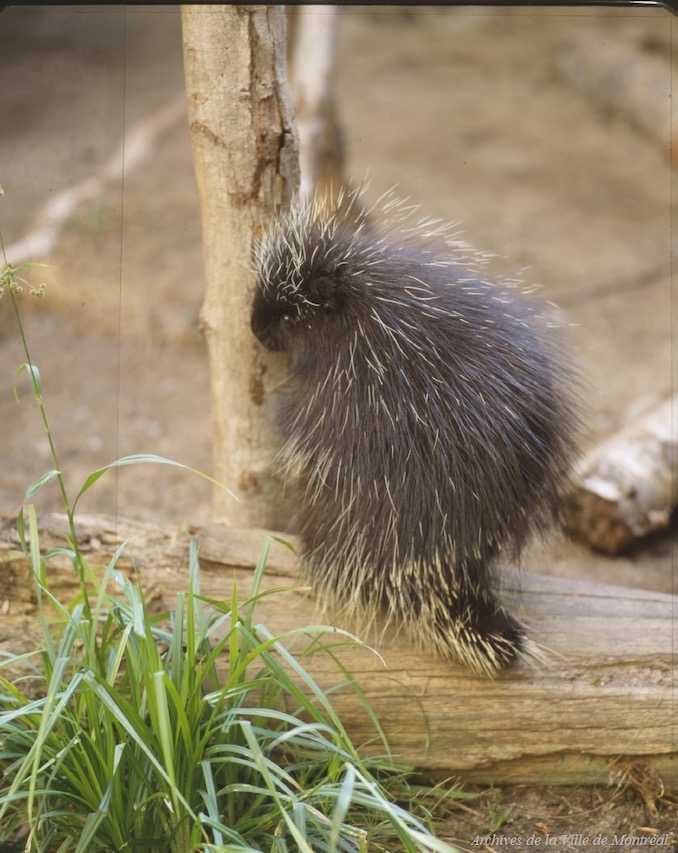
[0,215,460,851]
[0,525,456,852]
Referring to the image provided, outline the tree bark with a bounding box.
[181,5,299,529]
[2,512,676,788]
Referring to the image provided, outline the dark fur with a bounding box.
[251,193,579,675]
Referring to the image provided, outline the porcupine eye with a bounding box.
[305,273,344,315]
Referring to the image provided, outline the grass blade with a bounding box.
[72,453,237,512]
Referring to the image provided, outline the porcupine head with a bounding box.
[251,187,580,677]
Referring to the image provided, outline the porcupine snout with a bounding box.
[251,188,580,677]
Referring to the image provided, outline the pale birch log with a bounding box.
[563,397,676,554]
[1,512,675,787]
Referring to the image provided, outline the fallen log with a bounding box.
[1,512,675,788]
[563,397,676,554]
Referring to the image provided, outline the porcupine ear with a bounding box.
[304,268,347,315]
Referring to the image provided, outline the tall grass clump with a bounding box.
[0,221,459,852]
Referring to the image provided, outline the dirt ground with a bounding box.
[1,5,676,851]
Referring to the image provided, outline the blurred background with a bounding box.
[0,4,674,594]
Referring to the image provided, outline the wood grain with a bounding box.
[1,512,675,787]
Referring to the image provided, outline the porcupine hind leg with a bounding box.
[421,565,529,677]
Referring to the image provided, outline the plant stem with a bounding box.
[9,287,95,628]
[11,294,72,518]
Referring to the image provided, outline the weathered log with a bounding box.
[563,397,676,554]
[1,512,675,787]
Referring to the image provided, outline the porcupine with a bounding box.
[250,187,579,677]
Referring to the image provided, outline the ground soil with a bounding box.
[0,5,676,851]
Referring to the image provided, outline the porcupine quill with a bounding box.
[250,186,580,677]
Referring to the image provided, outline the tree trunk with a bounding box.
[181,5,299,529]
[288,5,342,198]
